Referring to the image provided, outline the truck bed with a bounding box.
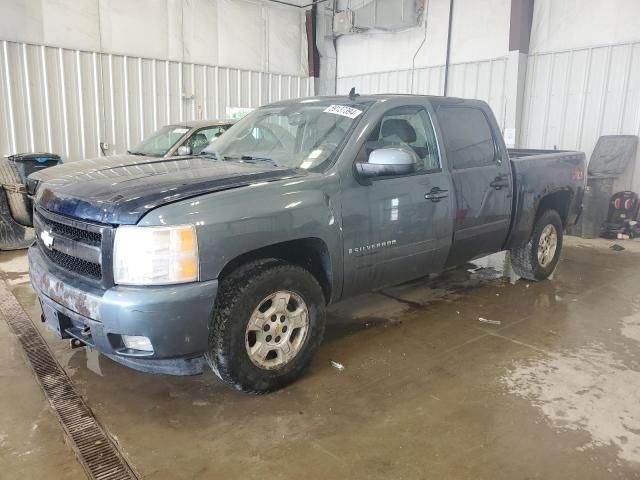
[507,148,574,158]
[505,148,586,249]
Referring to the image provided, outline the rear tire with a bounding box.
[0,158,32,227]
[205,259,326,393]
[510,209,563,281]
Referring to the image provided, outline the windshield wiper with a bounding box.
[199,150,222,161]
[223,155,278,166]
[126,150,148,156]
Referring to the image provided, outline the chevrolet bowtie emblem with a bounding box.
[40,229,55,249]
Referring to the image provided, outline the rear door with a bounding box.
[433,103,512,266]
[341,102,454,297]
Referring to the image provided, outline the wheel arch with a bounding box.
[505,187,574,250]
[535,189,572,227]
[217,237,334,304]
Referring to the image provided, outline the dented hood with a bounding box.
[32,154,301,225]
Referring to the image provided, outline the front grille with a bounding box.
[38,238,102,279]
[34,208,113,285]
[45,216,101,246]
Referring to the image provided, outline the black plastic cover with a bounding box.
[588,135,638,177]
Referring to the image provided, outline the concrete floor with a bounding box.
[1,237,640,479]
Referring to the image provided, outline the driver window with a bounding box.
[360,106,440,173]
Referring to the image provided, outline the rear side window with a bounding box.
[436,107,496,169]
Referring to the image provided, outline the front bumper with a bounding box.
[28,245,218,375]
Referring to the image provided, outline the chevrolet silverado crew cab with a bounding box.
[28,95,585,393]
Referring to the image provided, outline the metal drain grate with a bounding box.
[0,282,137,480]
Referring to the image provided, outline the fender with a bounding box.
[139,173,343,298]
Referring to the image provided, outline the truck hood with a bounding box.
[32,154,302,224]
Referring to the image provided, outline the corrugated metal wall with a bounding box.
[337,57,508,128]
[521,42,640,158]
[0,40,314,162]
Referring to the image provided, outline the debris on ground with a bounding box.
[330,361,345,371]
[478,317,502,325]
[610,244,625,251]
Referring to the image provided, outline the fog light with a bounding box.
[122,335,153,352]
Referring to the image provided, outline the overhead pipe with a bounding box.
[410,0,429,94]
[306,3,320,77]
[314,0,338,95]
[443,0,454,96]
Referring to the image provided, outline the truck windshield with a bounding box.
[129,125,190,157]
[203,102,368,170]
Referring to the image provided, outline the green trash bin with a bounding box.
[9,152,62,180]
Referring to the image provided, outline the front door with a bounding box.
[341,103,454,298]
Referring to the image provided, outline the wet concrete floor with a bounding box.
[1,237,640,479]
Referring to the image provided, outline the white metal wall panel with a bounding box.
[0,40,314,162]
[337,57,508,128]
[521,42,640,158]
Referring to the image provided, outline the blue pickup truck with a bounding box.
[27,95,585,393]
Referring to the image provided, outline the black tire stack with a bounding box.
[0,158,32,227]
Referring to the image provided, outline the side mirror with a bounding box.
[355,147,417,179]
[177,145,192,156]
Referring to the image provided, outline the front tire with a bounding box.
[205,259,326,393]
[510,209,563,281]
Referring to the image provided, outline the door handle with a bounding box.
[425,187,449,202]
[490,177,509,190]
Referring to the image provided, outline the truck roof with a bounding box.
[268,94,482,107]
[169,119,236,128]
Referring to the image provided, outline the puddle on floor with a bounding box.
[503,340,640,464]
[325,252,515,341]
[622,311,640,343]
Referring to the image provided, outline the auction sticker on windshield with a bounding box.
[324,105,363,119]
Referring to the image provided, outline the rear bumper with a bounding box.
[29,245,218,375]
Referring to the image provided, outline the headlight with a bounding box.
[113,225,199,285]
